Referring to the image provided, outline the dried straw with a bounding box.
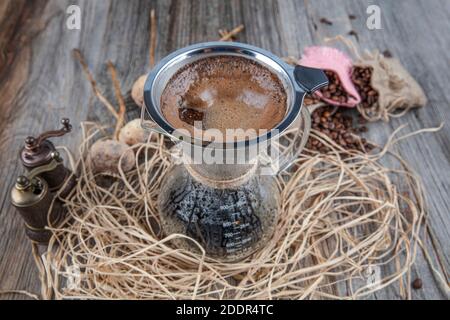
[34,119,443,300]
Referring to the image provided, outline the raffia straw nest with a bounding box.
[40,121,428,300]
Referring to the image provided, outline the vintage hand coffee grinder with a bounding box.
[10,118,76,244]
[19,118,76,197]
[11,152,67,244]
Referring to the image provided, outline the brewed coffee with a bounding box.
[160,56,287,135]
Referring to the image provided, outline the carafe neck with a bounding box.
[185,162,258,189]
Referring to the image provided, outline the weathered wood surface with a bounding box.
[0,0,448,300]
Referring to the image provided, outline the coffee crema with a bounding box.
[160,56,287,137]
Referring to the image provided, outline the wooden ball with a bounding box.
[131,75,147,107]
[89,139,135,173]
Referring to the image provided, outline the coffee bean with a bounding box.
[304,95,320,105]
[320,17,333,25]
[348,30,359,41]
[412,278,423,290]
[359,126,368,133]
[358,116,367,124]
[383,50,393,58]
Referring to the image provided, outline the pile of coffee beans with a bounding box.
[305,102,373,153]
[301,62,384,153]
[351,66,379,109]
[303,94,321,105]
[320,70,355,104]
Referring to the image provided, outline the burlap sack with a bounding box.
[324,36,428,122]
[355,51,427,122]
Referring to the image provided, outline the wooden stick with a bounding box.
[149,9,157,68]
[219,24,244,41]
[107,61,126,140]
[72,49,119,120]
[218,29,228,37]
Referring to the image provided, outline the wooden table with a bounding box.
[0,0,448,300]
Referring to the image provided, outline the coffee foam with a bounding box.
[161,56,287,140]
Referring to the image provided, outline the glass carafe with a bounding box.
[142,42,328,262]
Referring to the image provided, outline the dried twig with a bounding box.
[149,9,157,68]
[219,24,244,41]
[72,49,119,120]
[107,61,127,140]
[218,29,228,38]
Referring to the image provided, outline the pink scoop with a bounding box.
[299,46,361,107]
